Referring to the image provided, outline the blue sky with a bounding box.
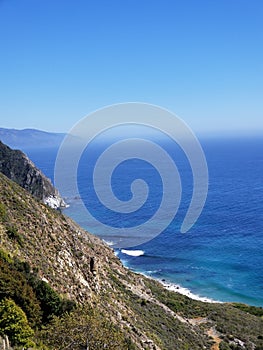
[0,0,262,135]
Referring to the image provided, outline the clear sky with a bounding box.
[0,0,262,135]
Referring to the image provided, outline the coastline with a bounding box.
[159,280,221,304]
[113,247,222,304]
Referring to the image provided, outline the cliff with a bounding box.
[0,141,66,209]
[0,172,262,349]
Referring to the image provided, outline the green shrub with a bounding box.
[232,303,263,318]
[32,280,75,323]
[41,306,134,350]
[0,203,7,222]
[0,255,75,327]
[219,342,232,350]
[0,249,13,264]
[0,259,42,328]
[6,225,24,246]
[0,298,35,348]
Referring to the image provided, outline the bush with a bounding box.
[6,225,24,246]
[32,280,75,323]
[0,255,75,327]
[41,306,134,350]
[0,258,42,328]
[233,303,263,318]
[0,298,35,348]
[0,249,12,264]
[220,341,232,350]
[0,203,7,222]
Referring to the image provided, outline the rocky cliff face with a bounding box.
[0,141,66,209]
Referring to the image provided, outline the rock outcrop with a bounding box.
[0,141,66,209]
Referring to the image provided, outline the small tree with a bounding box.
[0,298,35,348]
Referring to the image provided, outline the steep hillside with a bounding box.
[0,172,262,350]
[0,141,65,209]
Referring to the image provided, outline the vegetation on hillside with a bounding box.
[0,298,34,348]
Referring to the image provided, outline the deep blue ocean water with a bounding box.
[26,136,263,306]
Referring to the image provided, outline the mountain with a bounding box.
[0,168,262,348]
[0,141,66,209]
[0,128,65,150]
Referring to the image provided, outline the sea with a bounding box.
[25,135,263,307]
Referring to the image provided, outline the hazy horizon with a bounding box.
[1,124,262,140]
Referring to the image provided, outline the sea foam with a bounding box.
[121,249,145,257]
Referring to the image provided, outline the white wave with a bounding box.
[121,249,145,257]
[161,281,222,303]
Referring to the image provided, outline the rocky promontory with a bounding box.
[0,140,66,209]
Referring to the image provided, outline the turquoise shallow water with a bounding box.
[27,136,263,306]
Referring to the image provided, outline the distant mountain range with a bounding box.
[0,127,66,150]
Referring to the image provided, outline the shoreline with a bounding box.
[139,270,221,304]
[114,248,222,304]
[159,280,221,304]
